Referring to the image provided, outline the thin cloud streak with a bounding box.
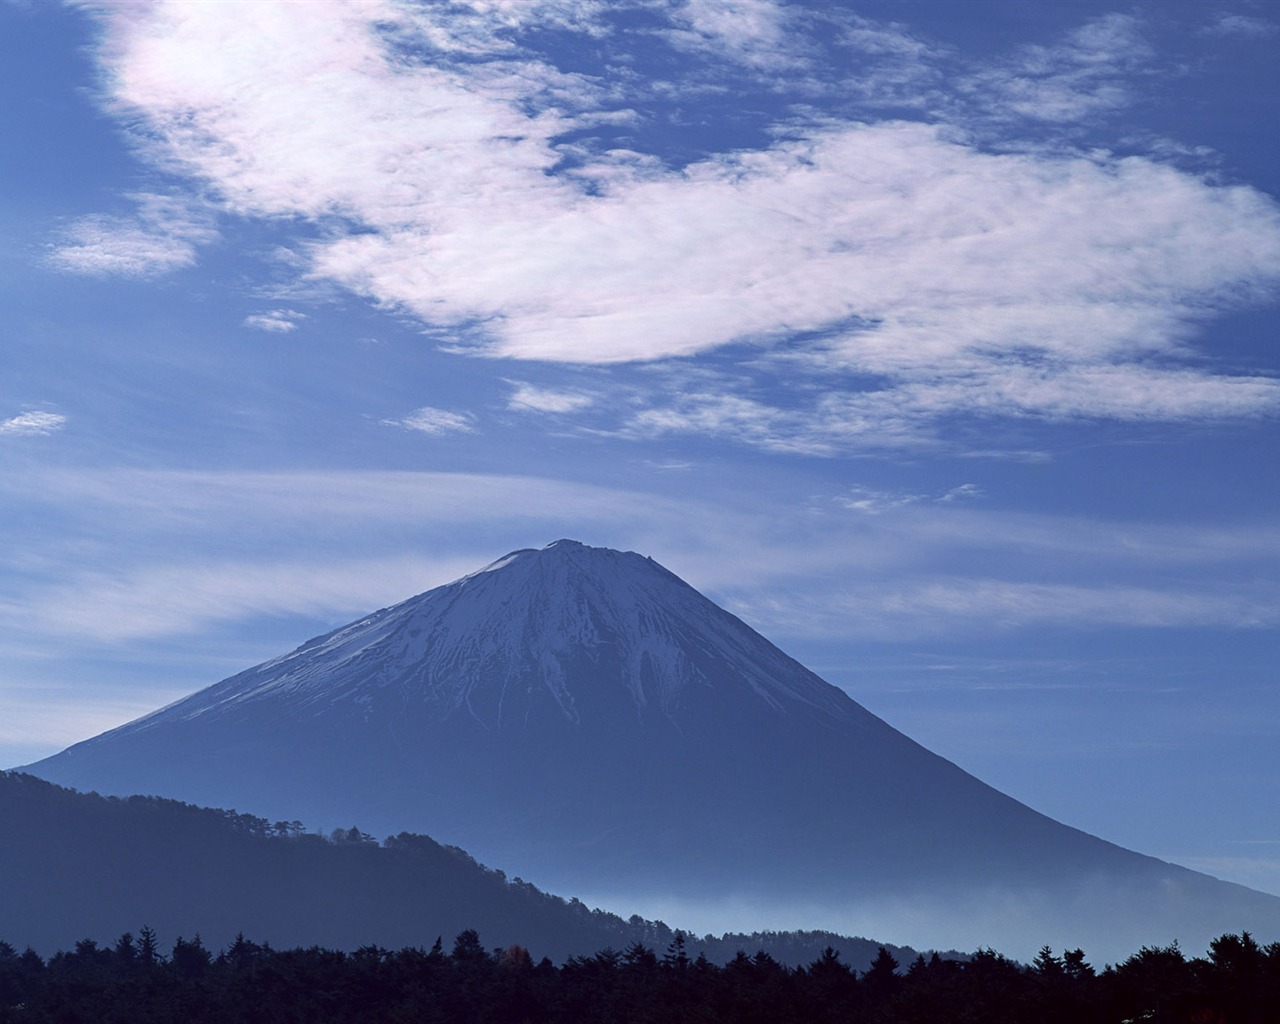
[0,412,66,437]
[384,407,477,436]
[7,468,703,531]
[2,556,485,643]
[730,581,1280,642]
[2,468,1276,646]
[506,381,597,414]
[1201,14,1278,39]
[243,309,306,333]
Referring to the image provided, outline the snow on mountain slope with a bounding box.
[113,540,858,736]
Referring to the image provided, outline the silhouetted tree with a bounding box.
[863,945,900,996]
[112,931,137,968]
[1063,947,1094,981]
[449,929,484,961]
[662,931,690,971]
[138,925,162,966]
[170,934,211,979]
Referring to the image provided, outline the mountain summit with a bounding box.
[130,539,854,734]
[24,540,1280,959]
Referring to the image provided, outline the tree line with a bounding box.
[2,927,1278,1023]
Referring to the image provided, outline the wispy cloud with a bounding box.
[1201,13,1278,39]
[243,308,306,333]
[0,468,733,646]
[733,579,1280,641]
[960,13,1152,124]
[626,393,850,456]
[834,482,982,514]
[893,579,1278,630]
[0,411,66,436]
[45,192,217,278]
[665,0,810,72]
[625,360,1280,455]
[835,485,923,515]
[506,381,596,414]
[3,556,485,643]
[3,467,1277,646]
[383,407,477,436]
[938,483,982,503]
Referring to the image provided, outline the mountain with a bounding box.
[0,771,926,968]
[22,540,1280,961]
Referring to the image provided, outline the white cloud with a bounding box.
[938,483,982,503]
[625,392,845,455]
[835,482,982,514]
[960,13,1152,124]
[312,123,1280,384]
[506,381,596,414]
[46,192,217,278]
[243,308,306,333]
[66,2,1280,447]
[666,0,808,71]
[835,485,922,515]
[836,11,936,61]
[46,217,198,277]
[1201,13,1278,39]
[384,406,477,435]
[0,411,66,436]
[624,360,1280,455]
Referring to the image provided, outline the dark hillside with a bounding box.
[0,772,919,969]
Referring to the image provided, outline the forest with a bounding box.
[1,926,1277,1024]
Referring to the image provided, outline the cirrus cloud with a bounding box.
[506,381,597,414]
[1,411,67,437]
[383,406,477,436]
[243,308,306,333]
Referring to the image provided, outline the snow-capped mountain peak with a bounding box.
[114,540,855,738]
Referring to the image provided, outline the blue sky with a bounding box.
[2,0,1279,900]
